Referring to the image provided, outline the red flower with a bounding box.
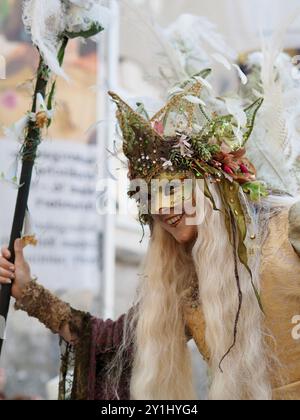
[240,163,249,174]
[215,148,256,184]
[223,165,234,175]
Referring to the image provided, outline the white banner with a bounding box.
[0,138,101,292]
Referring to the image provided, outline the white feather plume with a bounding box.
[120,5,238,92]
[22,0,110,79]
[22,0,68,79]
[163,14,237,81]
[246,12,300,196]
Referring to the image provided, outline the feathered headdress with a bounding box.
[110,74,266,310]
[243,46,300,197]
[109,76,264,197]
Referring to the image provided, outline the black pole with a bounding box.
[0,34,69,357]
[0,35,69,357]
[0,57,49,357]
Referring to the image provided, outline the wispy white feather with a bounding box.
[164,14,237,81]
[247,11,300,196]
[211,53,232,70]
[121,5,237,91]
[23,0,68,79]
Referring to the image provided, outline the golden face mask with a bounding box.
[150,172,194,215]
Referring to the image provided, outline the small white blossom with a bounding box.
[29,93,54,122]
[173,134,193,157]
[161,158,174,170]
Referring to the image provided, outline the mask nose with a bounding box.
[152,191,174,215]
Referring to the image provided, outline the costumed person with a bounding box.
[1,12,300,401]
[1,76,300,401]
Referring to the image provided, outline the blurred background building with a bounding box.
[0,0,300,399]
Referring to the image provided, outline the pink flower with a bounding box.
[173,135,193,157]
[153,120,164,136]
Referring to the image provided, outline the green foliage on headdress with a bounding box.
[190,136,220,161]
[108,91,165,181]
[242,98,264,145]
[219,179,263,311]
[242,181,268,201]
[198,97,263,150]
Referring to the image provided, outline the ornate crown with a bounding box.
[108,76,264,202]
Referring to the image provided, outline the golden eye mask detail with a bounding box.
[151,172,194,215]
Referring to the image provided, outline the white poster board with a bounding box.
[0,138,101,292]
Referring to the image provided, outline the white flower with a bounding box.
[36,93,54,119]
[161,158,174,170]
[173,134,193,157]
[29,93,54,123]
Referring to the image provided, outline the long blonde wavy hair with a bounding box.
[126,186,277,400]
[108,188,294,400]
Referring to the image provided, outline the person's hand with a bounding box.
[0,239,31,300]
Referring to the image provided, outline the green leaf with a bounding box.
[242,98,264,145]
[57,37,69,66]
[242,181,268,201]
[194,69,212,80]
[46,81,56,128]
[203,176,219,211]
[219,180,264,313]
